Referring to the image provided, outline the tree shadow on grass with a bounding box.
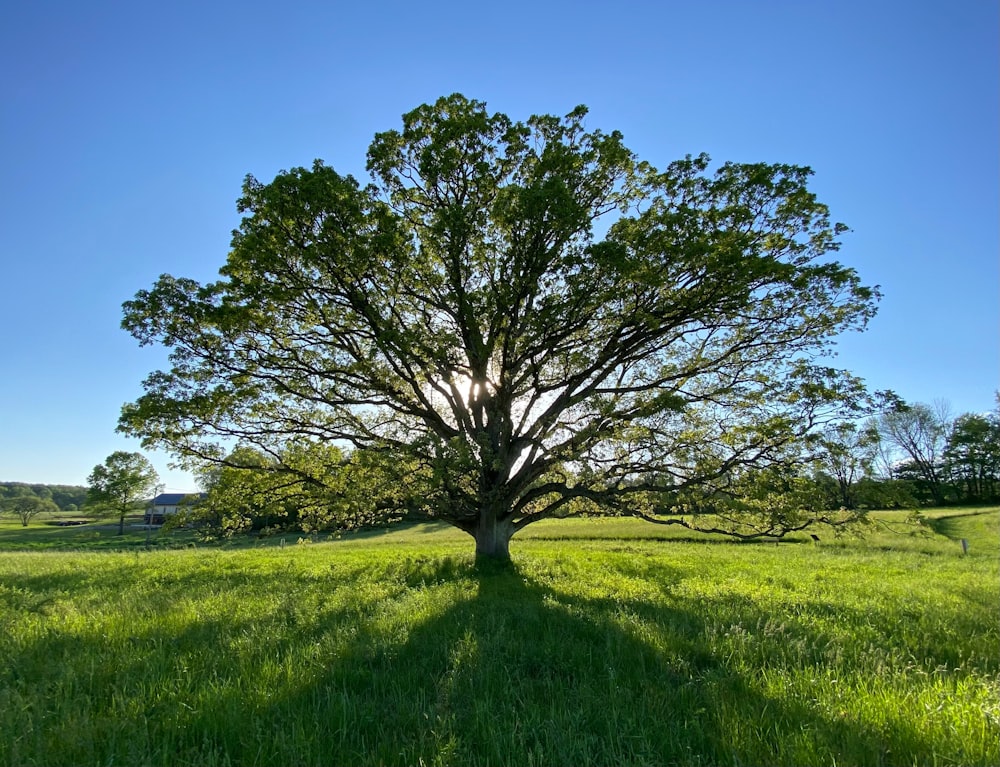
[213,561,949,763]
[355,559,935,767]
[4,555,986,766]
[923,508,999,543]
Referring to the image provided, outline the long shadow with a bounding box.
[923,508,998,540]
[4,554,986,766]
[198,561,946,763]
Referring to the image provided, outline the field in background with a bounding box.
[0,508,996,766]
[1,506,994,554]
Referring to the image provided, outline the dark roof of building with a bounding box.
[152,493,205,505]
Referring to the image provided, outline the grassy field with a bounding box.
[0,508,996,766]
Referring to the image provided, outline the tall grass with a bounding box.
[0,510,996,765]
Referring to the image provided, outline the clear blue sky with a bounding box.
[1,0,997,491]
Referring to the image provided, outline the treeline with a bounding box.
[170,396,998,540]
[806,397,1000,511]
[0,483,88,511]
[4,401,993,540]
[870,400,1000,506]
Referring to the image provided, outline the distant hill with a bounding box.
[0,482,89,511]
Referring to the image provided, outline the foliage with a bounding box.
[0,510,996,766]
[870,397,1000,506]
[944,411,1000,502]
[630,466,867,540]
[811,421,880,508]
[0,495,58,526]
[876,401,950,503]
[120,94,879,557]
[0,482,87,510]
[183,444,403,536]
[86,451,160,535]
[850,476,918,510]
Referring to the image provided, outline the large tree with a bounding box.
[86,451,160,535]
[1,495,58,527]
[120,95,878,559]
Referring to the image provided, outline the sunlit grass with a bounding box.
[0,509,997,765]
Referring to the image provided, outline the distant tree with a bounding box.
[944,410,1000,503]
[812,422,879,509]
[31,486,53,501]
[850,476,918,510]
[0,483,88,510]
[189,443,394,536]
[2,495,58,526]
[877,401,950,504]
[49,485,89,510]
[86,452,160,535]
[1,483,35,499]
[119,94,879,559]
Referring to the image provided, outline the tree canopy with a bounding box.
[876,401,950,504]
[86,451,160,535]
[1,495,58,526]
[120,94,879,558]
[0,483,87,510]
[868,397,1000,505]
[944,411,1000,502]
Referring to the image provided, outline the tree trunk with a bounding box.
[118,512,126,536]
[473,510,514,561]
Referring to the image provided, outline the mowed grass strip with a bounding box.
[0,510,996,766]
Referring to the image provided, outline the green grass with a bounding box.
[0,509,997,766]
